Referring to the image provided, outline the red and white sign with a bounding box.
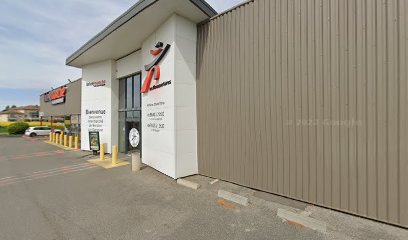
[141,42,171,93]
[44,86,66,105]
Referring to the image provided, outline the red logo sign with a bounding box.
[44,86,66,103]
[141,42,171,93]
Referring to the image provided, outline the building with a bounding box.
[39,79,81,135]
[66,0,408,227]
[0,105,39,122]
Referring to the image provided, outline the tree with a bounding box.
[11,105,16,108]
[5,105,10,110]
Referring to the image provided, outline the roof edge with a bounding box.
[66,0,157,66]
[40,78,82,96]
[198,0,253,25]
[189,0,217,16]
[66,0,217,67]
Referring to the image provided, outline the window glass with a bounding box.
[126,111,141,121]
[118,112,126,153]
[119,73,141,110]
[126,77,133,109]
[133,74,141,108]
[119,79,126,109]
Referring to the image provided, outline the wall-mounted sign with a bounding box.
[129,128,140,148]
[86,80,106,87]
[86,109,106,132]
[44,86,67,105]
[141,41,171,93]
[89,131,100,151]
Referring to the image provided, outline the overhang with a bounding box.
[66,0,216,68]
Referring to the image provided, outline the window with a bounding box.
[133,74,141,108]
[119,79,126,109]
[119,73,141,111]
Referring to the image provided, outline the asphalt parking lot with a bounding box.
[0,136,406,240]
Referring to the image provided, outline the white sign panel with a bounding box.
[141,18,177,178]
[129,128,140,147]
[141,15,198,179]
[81,60,115,153]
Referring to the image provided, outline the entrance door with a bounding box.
[119,110,141,154]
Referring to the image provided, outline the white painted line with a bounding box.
[218,190,249,206]
[32,162,92,174]
[277,208,327,233]
[177,179,200,190]
[0,165,98,187]
[0,163,94,184]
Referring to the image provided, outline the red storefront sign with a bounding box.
[44,86,66,105]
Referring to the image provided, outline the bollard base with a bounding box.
[132,152,141,172]
[88,158,129,169]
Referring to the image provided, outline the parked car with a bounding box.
[25,127,61,137]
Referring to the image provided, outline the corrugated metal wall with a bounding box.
[197,0,408,227]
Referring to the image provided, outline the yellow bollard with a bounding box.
[49,133,52,142]
[59,134,63,146]
[69,136,73,149]
[100,143,105,161]
[64,135,67,148]
[55,133,59,144]
[112,145,118,165]
[74,136,79,150]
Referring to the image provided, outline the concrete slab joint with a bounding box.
[218,190,249,206]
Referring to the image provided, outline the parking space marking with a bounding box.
[0,162,98,187]
[0,162,92,182]
[0,149,80,162]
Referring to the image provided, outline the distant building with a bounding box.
[39,78,81,135]
[0,105,39,122]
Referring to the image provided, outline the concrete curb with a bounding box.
[218,190,249,206]
[177,179,200,190]
[277,208,327,233]
[209,179,219,185]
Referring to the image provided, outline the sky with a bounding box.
[0,0,244,111]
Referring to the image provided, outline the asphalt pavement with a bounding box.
[0,136,406,240]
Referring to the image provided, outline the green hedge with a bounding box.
[7,122,29,135]
[0,126,7,134]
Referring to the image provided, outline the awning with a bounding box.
[66,0,216,68]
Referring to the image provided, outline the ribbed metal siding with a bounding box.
[197,0,408,227]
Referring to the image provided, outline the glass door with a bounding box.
[118,73,142,154]
[125,110,141,153]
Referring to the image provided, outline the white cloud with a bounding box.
[0,0,136,89]
[0,0,243,89]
